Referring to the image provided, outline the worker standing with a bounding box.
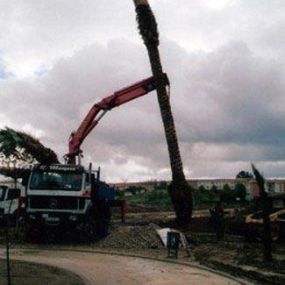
[210,202,225,240]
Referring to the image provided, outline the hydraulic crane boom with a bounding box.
[66,73,169,164]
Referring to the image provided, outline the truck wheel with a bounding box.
[82,219,96,242]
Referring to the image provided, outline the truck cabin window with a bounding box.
[30,171,83,191]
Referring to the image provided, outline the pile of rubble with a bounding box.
[95,223,163,249]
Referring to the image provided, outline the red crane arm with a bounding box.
[67,73,169,164]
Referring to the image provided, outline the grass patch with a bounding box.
[126,189,172,210]
[125,188,248,211]
[0,259,84,285]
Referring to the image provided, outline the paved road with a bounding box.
[0,249,246,285]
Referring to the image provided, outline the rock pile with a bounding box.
[95,223,163,249]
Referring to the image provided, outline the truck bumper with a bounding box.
[26,212,89,227]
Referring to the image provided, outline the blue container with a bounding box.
[96,181,115,200]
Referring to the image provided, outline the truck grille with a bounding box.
[29,196,86,210]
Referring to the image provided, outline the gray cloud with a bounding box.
[0,1,285,181]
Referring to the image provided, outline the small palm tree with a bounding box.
[132,0,192,225]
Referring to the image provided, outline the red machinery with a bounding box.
[66,73,169,164]
[24,75,169,231]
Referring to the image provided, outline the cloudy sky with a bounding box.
[1,0,285,182]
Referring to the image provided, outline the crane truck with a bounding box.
[24,74,169,237]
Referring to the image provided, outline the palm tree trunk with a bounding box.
[132,0,192,225]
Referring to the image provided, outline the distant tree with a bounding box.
[115,190,125,199]
[235,183,247,202]
[222,184,232,192]
[192,189,201,207]
[210,185,218,192]
[236,170,253,179]
[126,186,137,195]
[159,181,167,189]
[154,181,167,190]
[221,184,235,203]
[198,185,206,192]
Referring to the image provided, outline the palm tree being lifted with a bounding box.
[0,127,59,179]
[132,0,192,225]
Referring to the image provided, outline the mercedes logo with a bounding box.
[49,198,58,209]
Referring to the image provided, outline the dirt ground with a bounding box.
[94,210,285,284]
[87,224,285,283]
[0,249,244,285]
[1,209,285,284]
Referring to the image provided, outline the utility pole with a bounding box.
[5,198,13,285]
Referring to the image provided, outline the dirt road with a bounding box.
[0,248,248,285]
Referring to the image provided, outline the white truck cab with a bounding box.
[26,164,95,226]
[0,185,23,225]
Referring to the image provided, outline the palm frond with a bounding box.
[0,127,59,166]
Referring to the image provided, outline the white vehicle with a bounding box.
[26,164,92,227]
[25,164,114,228]
[0,185,24,225]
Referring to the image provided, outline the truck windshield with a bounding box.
[30,171,83,191]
